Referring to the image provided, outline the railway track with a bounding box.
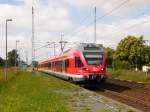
[83,79,150,112]
[40,71,150,111]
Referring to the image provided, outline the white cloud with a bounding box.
[65,0,150,16]
[0,0,150,63]
[64,15,150,48]
[0,0,72,63]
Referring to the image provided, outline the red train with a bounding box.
[38,43,107,83]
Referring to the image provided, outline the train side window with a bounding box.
[65,59,69,68]
[46,63,48,67]
[65,59,69,72]
[75,57,83,68]
[48,62,51,69]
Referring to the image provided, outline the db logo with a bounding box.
[93,67,97,71]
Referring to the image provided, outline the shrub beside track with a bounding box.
[107,68,150,84]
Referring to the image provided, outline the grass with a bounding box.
[107,68,150,84]
[0,70,80,112]
[80,106,91,112]
[0,67,17,81]
[97,109,111,112]
[0,68,141,112]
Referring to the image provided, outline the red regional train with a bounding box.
[38,43,107,83]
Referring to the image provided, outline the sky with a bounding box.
[0,0,150,63]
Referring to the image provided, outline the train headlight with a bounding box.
[83,68,89,71]
[101,68,105,71]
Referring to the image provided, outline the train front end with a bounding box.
[77,43,107,83]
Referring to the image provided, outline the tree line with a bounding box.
[0,49,18,67]
[107,35,150,70]
[0,35,150,70]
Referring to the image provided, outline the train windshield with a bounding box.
[83,46,104,66]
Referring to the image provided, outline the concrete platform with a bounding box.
[69,87,141,112]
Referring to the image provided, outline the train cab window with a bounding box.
[75,57,83,68]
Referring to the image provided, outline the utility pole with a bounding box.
[15,40,19,67]
[54,43,56,56]
[59,33,68,54]
[94,6,97,44]
[5,19,12,81]
[18,48,21,68]
[26,51,28,66]
[60,33,63,53]
[31,6,35,70]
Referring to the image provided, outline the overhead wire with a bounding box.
[99,13,150,38]
[96,0,130,22]
[63,0,109,37]
[64,12,93,36]
[64,0,130,37]
[61,0,131,51]
[35,0,150,61]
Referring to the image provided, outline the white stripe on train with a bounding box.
[38,69,85,81]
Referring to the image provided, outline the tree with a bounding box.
[115,35,147,69]
[0,57,5,67]
[143,45,150,65]
[106,47,115,68]
[7,49,18,67]
[33,61,38,68]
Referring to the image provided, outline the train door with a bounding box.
[52,62,55,71]
[62,60,65,73]
[69,56,76,74]
[75,57,84,74]
[48,62,51,70]
[64,59,69,73]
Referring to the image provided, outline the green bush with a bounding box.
[113,60,131,70]
[107,68,150,83]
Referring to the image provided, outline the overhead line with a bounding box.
[85,0,130,27]
[96,0,130,22]
[123,19,150,31]
[34,42,59,51]
[64,12,93,36]
[35,0,131,58]
[101,18,150,38]
[65,0,130,37]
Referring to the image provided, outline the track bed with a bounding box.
[84,79,150,112]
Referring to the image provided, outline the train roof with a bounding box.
[39,48,76,64]
[39,43,104,64]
